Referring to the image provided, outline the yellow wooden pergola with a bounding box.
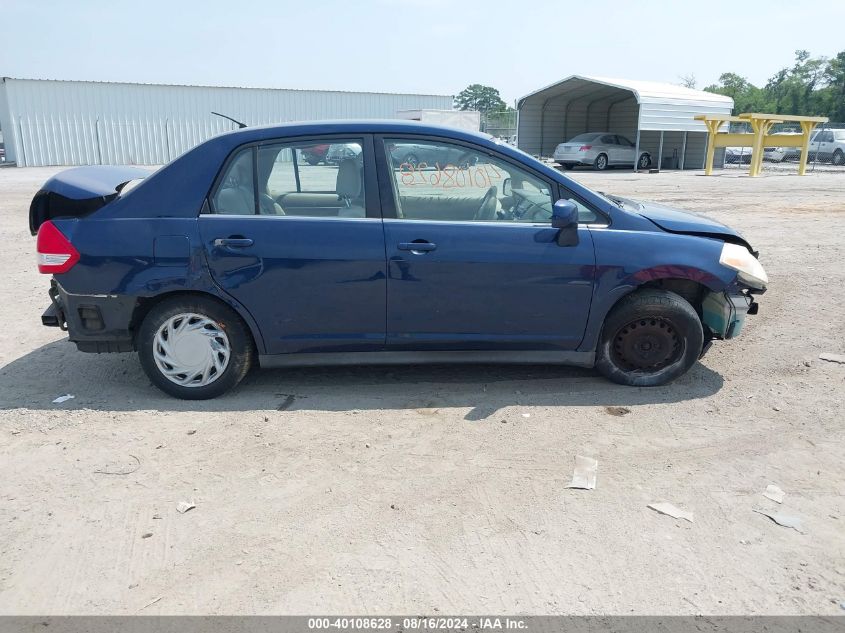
[695,113,828,176]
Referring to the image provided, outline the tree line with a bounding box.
[703,50,845,122]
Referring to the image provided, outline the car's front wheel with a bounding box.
[638,153,651,169]
[833,149,844,166]
[595,289,704,387]
[138,296,254,399]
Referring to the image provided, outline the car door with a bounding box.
[616,135,636,164]
[600,135,620,164]
[199,135,387,355]
[377,136,597,352]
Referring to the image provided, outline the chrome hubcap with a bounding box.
[153,313,230,387]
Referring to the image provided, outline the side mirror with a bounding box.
[552,199,579,246]
[501,177,512,196]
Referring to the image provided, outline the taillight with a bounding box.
[36,221,79,274]
[579,145,592,151]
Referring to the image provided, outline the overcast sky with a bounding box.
[4,0,843,105]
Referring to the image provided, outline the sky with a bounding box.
[3,0,844,105]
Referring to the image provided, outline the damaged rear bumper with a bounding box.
[42,280,136,353]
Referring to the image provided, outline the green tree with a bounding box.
[454,84,508,113]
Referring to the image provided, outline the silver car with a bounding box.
[553,132,651,171]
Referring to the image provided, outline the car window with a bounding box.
[617,135,633,147]
[600,135,616,145]
[384,138,597,224]
[569,133,602,143]
[211,139,366,218]
[835,131,845,141]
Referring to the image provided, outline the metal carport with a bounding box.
[516,75,734,170]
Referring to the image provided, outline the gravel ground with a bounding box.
[0,166,843,615]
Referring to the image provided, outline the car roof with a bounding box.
[215,119,496,145]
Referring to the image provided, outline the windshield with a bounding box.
[568,133,602,143]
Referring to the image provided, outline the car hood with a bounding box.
[613,196,752,250]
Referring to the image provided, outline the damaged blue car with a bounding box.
[31,121,767,399]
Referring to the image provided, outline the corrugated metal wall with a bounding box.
[0,78,454,166]
[517,79,733,168]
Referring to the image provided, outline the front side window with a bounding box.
[384,139,598,224]
[211,139,366,217]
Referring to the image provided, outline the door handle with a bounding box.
[213,237,254,248]
[398,241,436,253]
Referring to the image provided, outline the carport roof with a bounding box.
[517,75,734,109]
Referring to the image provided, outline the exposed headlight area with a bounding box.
[719,242,768,290]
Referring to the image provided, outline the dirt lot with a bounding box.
[0,166,843,615]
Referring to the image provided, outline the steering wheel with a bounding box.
[474,186,498,221]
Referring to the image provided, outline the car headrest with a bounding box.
[336,159,361,199]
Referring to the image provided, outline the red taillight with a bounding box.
[37,221,79,274]
[579,145,592,151]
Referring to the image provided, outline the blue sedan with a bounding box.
[31,121,767,399]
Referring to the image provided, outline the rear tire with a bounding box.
[138,296,254,399]
[833,149,844,166]
[595,289,703,387]
[594,153,609,171]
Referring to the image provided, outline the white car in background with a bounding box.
[725,146,753,164]
[553,133,651,170]
[764,131,801,162]
[809,129,845,165]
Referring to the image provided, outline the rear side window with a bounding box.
[212,148,256,215]
[210,139,366,218]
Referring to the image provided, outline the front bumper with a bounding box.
[701,290,758,340]
[42,280,136,353]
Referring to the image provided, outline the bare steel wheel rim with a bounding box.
[153,313,231,387]
[611,317,685,373]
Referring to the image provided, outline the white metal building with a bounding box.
[516,75,734,170]
[0,78,454,167]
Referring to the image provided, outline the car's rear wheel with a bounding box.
[138,296,254,399]
[833,149,844,166]
[595,289,703,387]
[594,154,609,170]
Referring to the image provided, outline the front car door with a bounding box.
[199,135,387,355]
[376,136,598,352]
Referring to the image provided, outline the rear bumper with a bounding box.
[42,280,136,353]
[554,155,593,165]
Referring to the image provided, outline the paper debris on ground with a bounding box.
[648,502,694,523]
[819,352,845,364]
[176,501,196,514]
[754,509,805,533]
[763,484,785,504]
[566,455,598,490]
[52,394,75,404]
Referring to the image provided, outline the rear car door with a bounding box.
[199,135,387,355]
[616,135,636,164]
[377,136,597,351]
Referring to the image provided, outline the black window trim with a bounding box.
[373,132,609,226]
[205,133,380,219]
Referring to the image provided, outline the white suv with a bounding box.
[810,129,845,165]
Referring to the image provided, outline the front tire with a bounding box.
[595,289,703,387]
[637,153,651,169]
[833,149,844,166]
[138,296,254,399]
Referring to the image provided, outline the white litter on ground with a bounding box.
[763,484,785,504]
[648,502,694,523]
[566,455,598,490]
[52,394,75,404]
